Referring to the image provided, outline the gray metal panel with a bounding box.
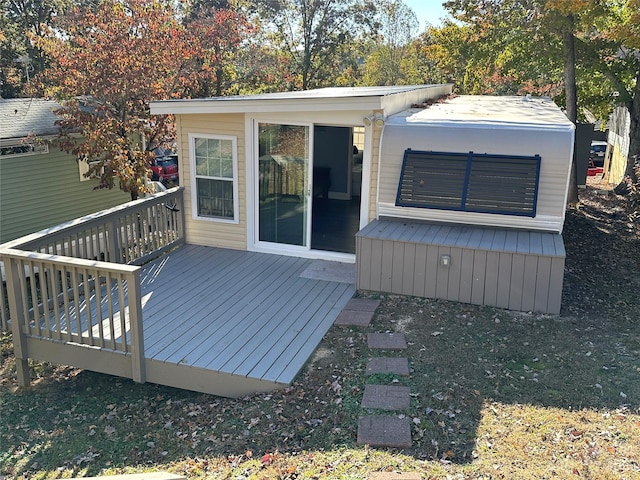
[496,252,513,309]
[521,256,539,312]
[435,247,451,299]
[446,247,463,302]
[369,238,384,291]
[509,254,526,310]
[534,256,553,312]
[425,245,439,298]
[413,243,428,296]
[484,251,500,306]
[355,220,565,314]
[381,239,395,291]
[458,249,474,303]
[391,241,405,294]
[471,249,487,305]
[547,257,565,314]
[402,242,417,295]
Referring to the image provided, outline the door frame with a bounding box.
[246,116,362,262]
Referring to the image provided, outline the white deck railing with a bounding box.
[0,187,184,386]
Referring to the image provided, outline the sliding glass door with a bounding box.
[257,122,311,247]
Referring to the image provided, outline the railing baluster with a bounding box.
[27,260,41,336]
[50,263,63,341]
[95,271,105,348]
[117,274,127,352]
[82,267,94,345]
[39,261,52,336]
[105,271,116,350]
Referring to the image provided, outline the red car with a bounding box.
[149,157,178,184]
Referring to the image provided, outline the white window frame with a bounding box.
[1,138,48,158]
[189,132,239,224]
[79,159,106,181]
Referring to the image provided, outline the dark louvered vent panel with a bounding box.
[396,150,541,217]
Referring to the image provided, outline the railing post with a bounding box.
[3,257,31,388]
[177,189,186,244]
[127,269,145,384]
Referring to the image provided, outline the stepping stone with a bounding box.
[344,298,381,312]
[368,332,407,350]
[366,357,410,376]
[368,473,422,480]
[361,384,410,410]
[357,416,412,448]
[334,309,375,327]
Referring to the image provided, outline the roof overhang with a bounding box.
[150,84,454,116]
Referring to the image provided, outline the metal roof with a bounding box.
[0,98,61,139]
[150,85,454,115]
[388,95,574,130]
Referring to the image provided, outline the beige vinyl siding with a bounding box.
[177,113,247,249]
[377,125,573,233]
[0,147,129,244]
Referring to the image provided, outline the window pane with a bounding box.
[197,178,234,219]
[195,138,209,158]
[194,137,233,179]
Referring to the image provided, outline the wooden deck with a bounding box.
[137,245,355,397]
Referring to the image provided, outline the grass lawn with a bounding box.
[1,187,639,479]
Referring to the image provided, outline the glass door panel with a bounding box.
[257,122,310,247]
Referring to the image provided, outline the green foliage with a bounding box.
[255,0,377,90]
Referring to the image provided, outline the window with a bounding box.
[190,133,238,222]
[78,159,105,181]
[396,149,541,217]
[1,139,48,158]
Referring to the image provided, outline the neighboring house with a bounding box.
[0,98,129,244]
[150,85,575,314]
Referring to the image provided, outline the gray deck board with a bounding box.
[54,245,357,397]
[153,255,306,364]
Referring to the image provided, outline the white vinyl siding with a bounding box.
[378,124,574,233]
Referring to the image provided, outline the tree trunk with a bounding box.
[562,22,579,206]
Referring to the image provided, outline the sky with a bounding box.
[402,0,451,30]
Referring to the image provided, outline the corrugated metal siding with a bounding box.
[177,113,247,249]
[356,219,565,314]
[378,125,573,233]
[0,148,129,244]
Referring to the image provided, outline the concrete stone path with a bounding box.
[367,473,422,480]
[366,357,410,376]
[367,332,407,349]
[334,298,381,327]
[333,297,414,451]
[361,385,411,410]
[357,416,412,448]
[359,329,412,448]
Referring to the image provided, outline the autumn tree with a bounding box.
[32,0,251,200]
[0,0,72,97]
